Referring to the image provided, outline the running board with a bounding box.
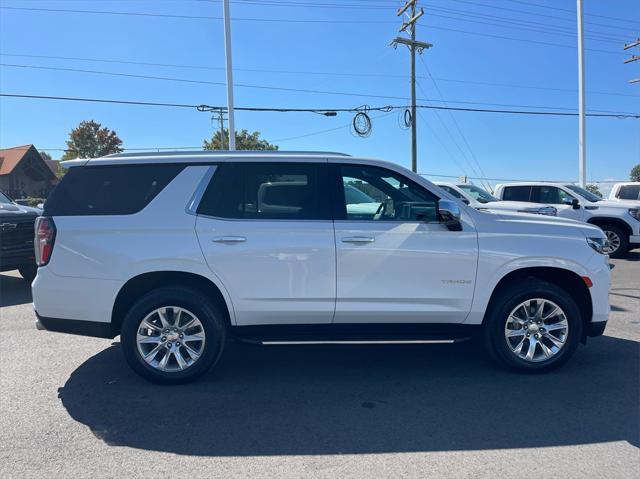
[261,338,469,345]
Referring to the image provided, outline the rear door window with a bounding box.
[44,164,184,216]
[198,162,330,220]
[502,186,532,202]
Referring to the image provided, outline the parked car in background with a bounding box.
[0,191,41,283]
[435,182,557,216]
[33,151,610,384]
[608,182,640,203]
[494,182,640,258]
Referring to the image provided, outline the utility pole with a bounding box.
[223,0,236,150]
[624,38,640,84]
[212,108,228,149]
[391,1,432,172]
[576,0,587,187]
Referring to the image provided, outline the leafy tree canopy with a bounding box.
[61,120,124,161]
[203,129,278,151]
[631,164,640,182]
[585,184,602,197]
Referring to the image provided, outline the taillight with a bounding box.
[35,216,56,266]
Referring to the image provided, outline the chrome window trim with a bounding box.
[185,165,217,216]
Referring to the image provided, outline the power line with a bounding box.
[0,6,626,55]
[2,52,636,98]
[503,0,640,26]
[417,60,490,190]
[3,63,636,114]
[1,93,638,118]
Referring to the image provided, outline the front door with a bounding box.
[331,163,478,324]
[534,185,584,221]
[195,162,336,326]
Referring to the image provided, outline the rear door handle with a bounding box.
[341,236,375,243]
[212,236,247,243]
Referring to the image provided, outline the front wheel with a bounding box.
[120,286,226,384]
[601,224,628,258]
[483,280,583,373]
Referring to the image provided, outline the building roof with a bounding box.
[0,144,33,176]
[0,144,58,178]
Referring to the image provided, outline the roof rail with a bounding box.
[103,150,351,159]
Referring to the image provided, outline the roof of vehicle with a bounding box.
[611,181,640,186]
[61,150,353,168]
[495,182,573,188]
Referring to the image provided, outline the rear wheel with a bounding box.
[483,280,582,373]
[600,224,628,258]
[120,286,226,384]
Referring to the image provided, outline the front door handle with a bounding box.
[212,236,247,243]
[342,236,375,243]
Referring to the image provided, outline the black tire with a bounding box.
[120,286,226,384]
[600,224,629,259]
[483,279,583,373]
[18,265,37,284]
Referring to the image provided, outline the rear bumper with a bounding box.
[35,312,114,339]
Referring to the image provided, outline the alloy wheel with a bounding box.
[135,306,206,372]
[504,298,569,362]
[603,230,620,255]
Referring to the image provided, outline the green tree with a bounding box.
[585,184,602,197]
[61,120,124,160]
[631,164,640,182]
[203,129,278,151]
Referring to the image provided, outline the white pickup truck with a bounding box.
[435,182,557,216]
[608,182,640,203]
[495,182,640,258]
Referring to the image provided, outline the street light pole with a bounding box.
[223,0,236,150]
[577,0,586,187]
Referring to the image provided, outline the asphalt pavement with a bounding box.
[1,253,638,478]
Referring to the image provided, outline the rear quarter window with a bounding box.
[44,164,184,216]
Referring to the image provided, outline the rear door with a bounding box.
[331,163,478,324]
[195,161,336,326]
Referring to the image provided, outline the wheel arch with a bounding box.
[110,271,233,337]
[483,267,592,337]
[586,217,632,237]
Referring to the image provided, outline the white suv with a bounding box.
[494,182,640,258]
[434,182,557,216]
[33,151,610,384]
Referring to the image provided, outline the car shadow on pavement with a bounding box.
[0,273,32,307]
[59,336,639,456]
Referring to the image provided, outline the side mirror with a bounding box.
[462,198,470,205]
[438,199,462,231]
[571,198,580,209]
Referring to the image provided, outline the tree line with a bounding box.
[44,119,639,186]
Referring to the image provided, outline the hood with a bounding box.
[590,199,639,209]
[0,202,41,218]
[479,200,551,211]
[473,209,605,239]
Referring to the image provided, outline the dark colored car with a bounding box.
[0,191,40,283]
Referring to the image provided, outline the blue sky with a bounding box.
[0,0,638,187]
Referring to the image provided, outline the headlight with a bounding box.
[629,208,640,221]
[587,237,608,254]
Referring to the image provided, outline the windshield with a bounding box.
[0,191,12,204]
[457,184,498,204]
[565,184,602,202]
